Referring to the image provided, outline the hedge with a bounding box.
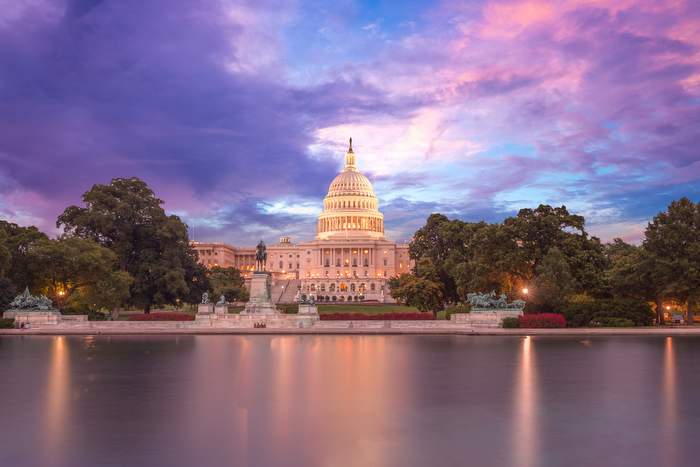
[445,303,471,315]
[0,318,15,329]
[519,313,566,328]
[320,312,435,320]
[562,299,653,327]
[590,317,635,327]
[501,317,520,328]
[278,304,298,314]
[128,312,195,321]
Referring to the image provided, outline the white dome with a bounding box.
[317,139,384,240]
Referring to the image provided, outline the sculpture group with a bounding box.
[466,291,525,311]
[8,287,55,311]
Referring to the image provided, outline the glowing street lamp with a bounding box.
[521,287,529,296]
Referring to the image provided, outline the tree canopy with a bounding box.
[56,177,206,312]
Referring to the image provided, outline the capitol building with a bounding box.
[192,139,412,303]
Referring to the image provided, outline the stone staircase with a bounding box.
[272,279,301,304]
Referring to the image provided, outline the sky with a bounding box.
[0,0,699,246]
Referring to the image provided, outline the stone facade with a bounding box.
[191,140,413,302]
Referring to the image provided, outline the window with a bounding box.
[279,261,283,269]
[350,283,356,292]
[289,263,292,269]
[330,284,336,292]
[370,283,376,291]
[336,259,341,267]
[325,259,330,267]
[363,259,368,267]
[320,284,326,291]
[383,258,387,266]
[352,259,357,267]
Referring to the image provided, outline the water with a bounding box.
[1,335,699,467]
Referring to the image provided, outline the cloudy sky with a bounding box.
[1,0,699,245]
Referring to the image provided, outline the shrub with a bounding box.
[518,313,566,328]
[501,317,520,328]
[0,317,15,329]
[590,317,635,327]
[128,312,194,321]
[436,310,448,320]
[88,310,109,321]
[445,303,471,316]
[279,304,298,314]
[320,312,435,321]
[562,299,653,327]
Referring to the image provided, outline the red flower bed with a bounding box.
[518,313,566,328]
[321,312,435,320]
[128,312,195,321]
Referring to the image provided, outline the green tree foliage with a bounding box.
[388,274,444,312]
[504,204,608,296]
[0,229,10,276]
[529,247,575,312]
[0,220,48,289]
[606,239,667,324]
[644,197,700,324]
[0,277,17,310]
[29,236,132,312]
[56,177,202,312]
[207,266,249,302]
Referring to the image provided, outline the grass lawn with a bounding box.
[318,304,419,314]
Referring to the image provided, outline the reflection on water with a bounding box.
[662,337,678,466]
[2,335,700,467]
[44,336,70,467]
[512,336,538,467]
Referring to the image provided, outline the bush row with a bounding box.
[320,312,435,321]
[128,312,195,321]
[562,299,653,327]
[0,318,15,329]
[512,313,567,328]
[278,304,298,314]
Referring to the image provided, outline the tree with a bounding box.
[504,204,608,296]
[0,220,48,290]
[529,247,575,313]
[0,229,10,276]
[606,239,668,324]
[207,266,249,302]
[29,236,132,312]
[388,274,444,312]
[57,177,202,312]
[0,277,16,310]
[644,198,700,324]
[410,214,464,302]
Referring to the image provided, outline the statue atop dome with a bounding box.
[345,137,356,170]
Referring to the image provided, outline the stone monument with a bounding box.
[3,287,61,326]
[242,240,278,315]
[298,294,319,316]
[215,294,227,314]
[198,291,214,314]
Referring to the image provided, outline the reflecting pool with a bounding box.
[1,335,699,467]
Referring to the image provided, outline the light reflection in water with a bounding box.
[512,336,539,467]
[44,336,70,467]
[661,337,678,466]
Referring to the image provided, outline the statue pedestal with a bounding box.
[197,303,214,314]
[214,304,228,315]
[298,303,319,316]
[242,272,278,315]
